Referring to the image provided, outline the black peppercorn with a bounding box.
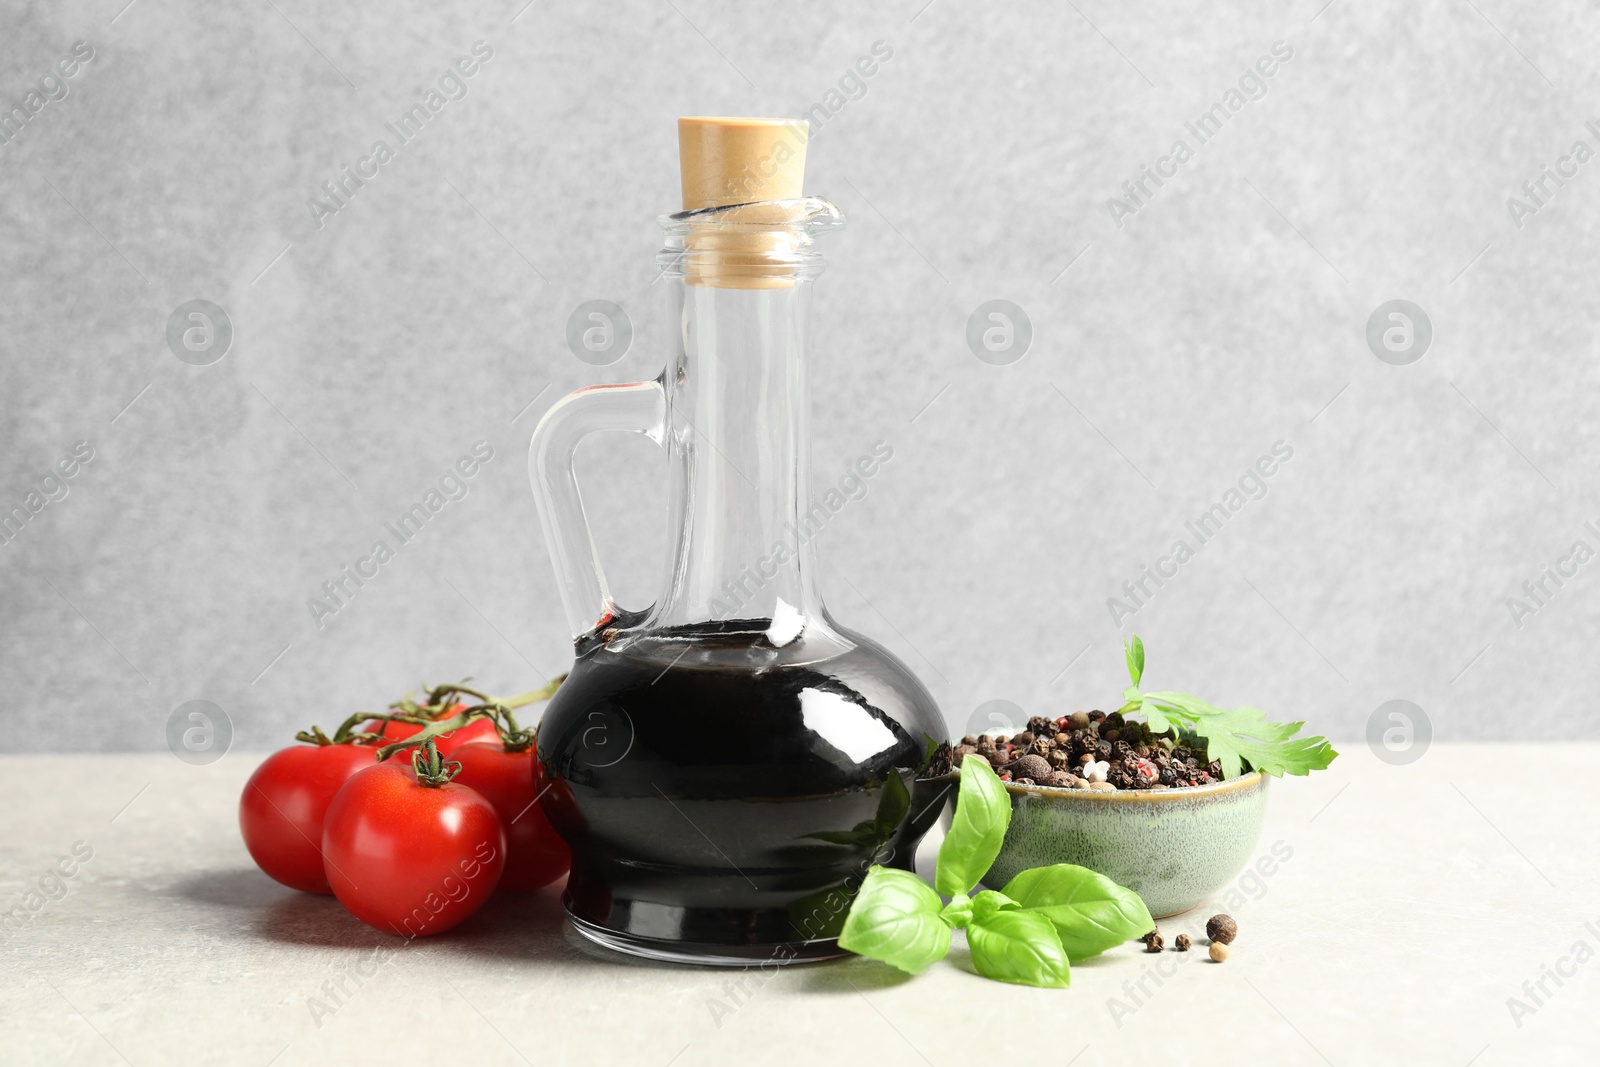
[1206,914,1237,945]
[1095,740,1113,760]
[1207,760,1223,779]
[1175,934,1192,951]
[1146,932,1164,953]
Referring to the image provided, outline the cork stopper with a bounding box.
[677,117,810,289]
[678,117,808,210]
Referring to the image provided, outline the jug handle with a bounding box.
[528,377,667,640]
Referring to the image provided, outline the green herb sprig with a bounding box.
[1117,635,1338,780]
[838,755,1153,988]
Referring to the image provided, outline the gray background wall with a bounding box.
[3,0,1595,751]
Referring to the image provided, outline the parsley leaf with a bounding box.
[1123,635,1145,688]
[1127,663,1336,779]
[1126,633,1337,777]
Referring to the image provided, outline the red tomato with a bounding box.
[434,717,500,756]
[321,762,506,936]
[363,704,493,758]
[364,718,424,747]
[452,742,571,891]
[239,744,376,894]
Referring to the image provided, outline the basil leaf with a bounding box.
[803,771,911,849]
[935,755,1011,897]
[1124,635,1145,687]
[940,892,973,929]
[999,863,1154,962]
[970,889,1018,924]
[872,768,910,836]
[967,907,1071,988]
[838,867,951,975]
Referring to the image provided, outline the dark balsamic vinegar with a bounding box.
[536,620,950,962]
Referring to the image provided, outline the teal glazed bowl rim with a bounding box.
[933,762,1270,918]
[930,766,1266,803]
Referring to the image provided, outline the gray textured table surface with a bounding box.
[2,745,1591,1066]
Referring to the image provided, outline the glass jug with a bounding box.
[529,118,948,964]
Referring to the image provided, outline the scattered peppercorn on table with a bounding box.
[3,745,1592,1065]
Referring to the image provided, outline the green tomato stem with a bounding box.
[410,739,460,787]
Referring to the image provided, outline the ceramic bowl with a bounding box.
[938,767,1268,918]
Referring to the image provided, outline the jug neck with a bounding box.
[646,276,823,639]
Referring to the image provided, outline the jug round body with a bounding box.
[537,621,949,962]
